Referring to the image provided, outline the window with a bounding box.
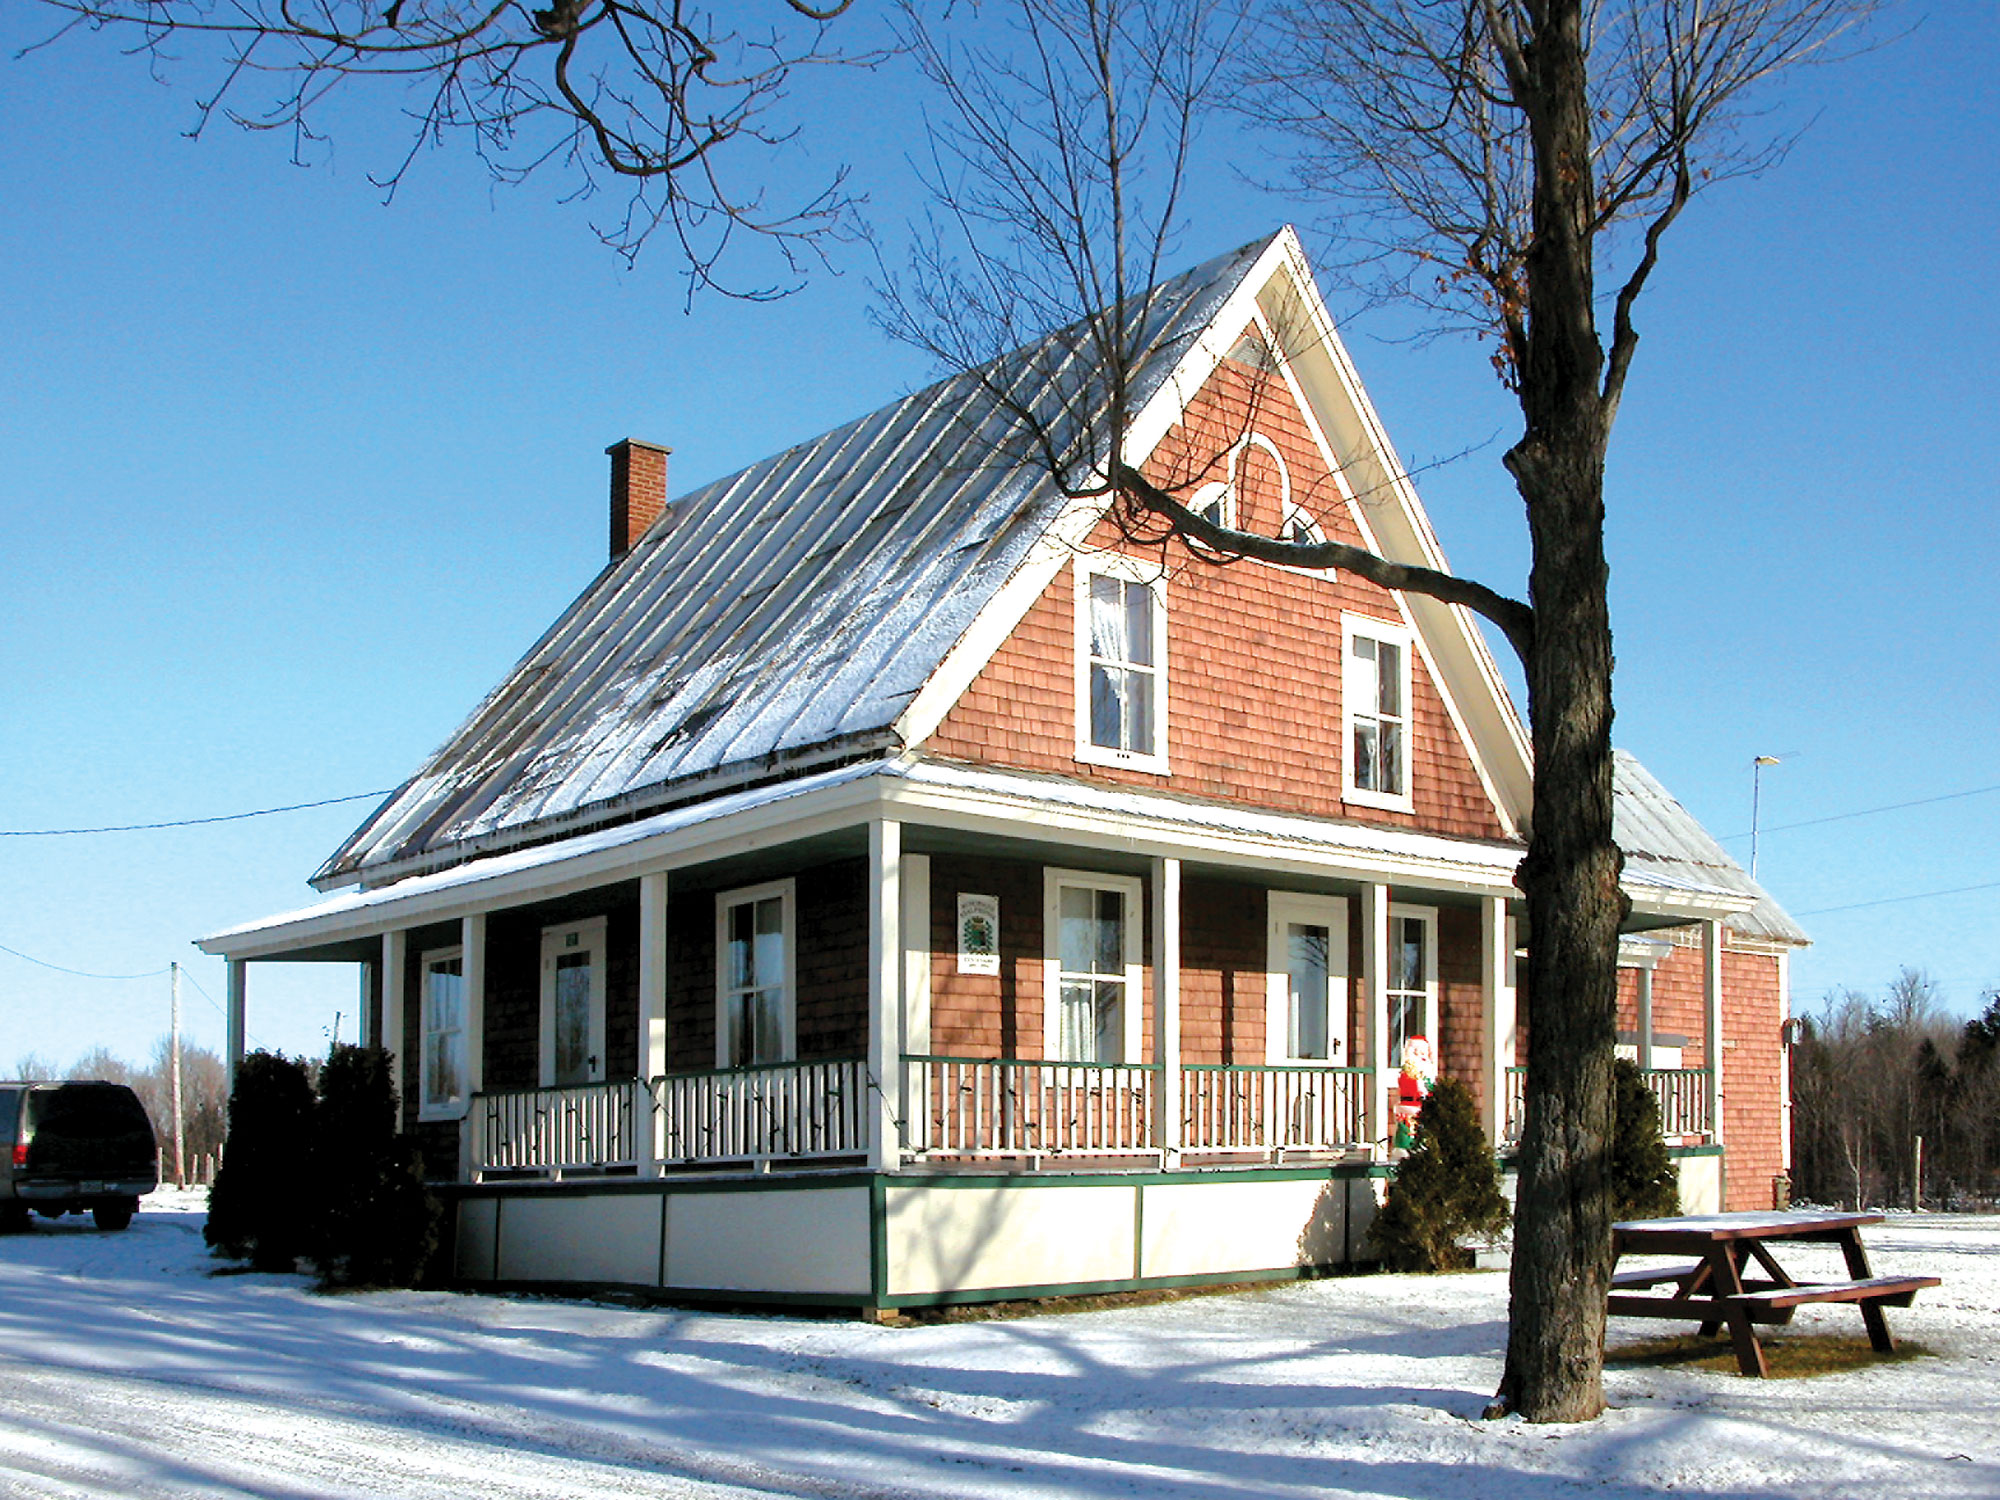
[1075,557,1168,773]
[1266,894,1349,1064]
[1386,905,1437,1067]
[419,946,467,1120]
[1043,869,1144,1063]
[716,881,796,1068]
[1343,616,1414,809]
[540,916,607,1087]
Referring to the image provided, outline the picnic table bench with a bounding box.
[1606,1210,1938,1377]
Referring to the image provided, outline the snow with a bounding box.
[2,1191,1995,1499]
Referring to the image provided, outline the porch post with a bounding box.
[1703,918,1725,1149]
[1635,966,1656,1071]
[638,870,669,1176]
[381,930,407,1122]
[1151,856,1182,1162]
[357,959,377,1048]
[868,819,904,1172]
[460,913,487,1182]
[225,959,247,1088]
[1479,895,1514,1146]
[1362,883,1390,1157]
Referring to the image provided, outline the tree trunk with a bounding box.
[1491,0,1625,1424]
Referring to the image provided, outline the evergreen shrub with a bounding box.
[1366,1076,1511,1272]
[205,1051,316,1271]
[311,1044,441,1289]
[1610,1057,1681,1220]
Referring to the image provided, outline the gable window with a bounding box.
[1343,615,1414,810]
[540,916,607,1087]
[1074,557,1168,774]
[716,880,796,1068]
[419,946,467,1120]
[1386,905,1437,1066]
[1266,893,1349,1064]
[1043,869,1145,1063]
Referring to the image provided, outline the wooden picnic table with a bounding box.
[1607,1210,1939,1377]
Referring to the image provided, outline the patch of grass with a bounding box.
[1608,1331,1934,1378]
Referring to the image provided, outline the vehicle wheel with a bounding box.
[93,1203,135,1232]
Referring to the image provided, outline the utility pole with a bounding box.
[1750,755,1783,881]
[169,962,186,1189]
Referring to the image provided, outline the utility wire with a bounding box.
[0,789,392,837]
[1722,781,2000,842]
[1798,879,2000,918]
[0,942,169,981]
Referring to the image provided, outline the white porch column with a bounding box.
[1479,896,1515,1146]
[460,914,487,1182]
[1362,883,1390,1156]
[225,959,247,1088]
[381,930,407,1117]
[901,853,933,1132]
[1703,917,1725,1148]
[1151,856,1182,1162]
[1635,967,1656,1071]
[868,820,904,1172]
[638,870,670,1176]
[357,960,377,1048]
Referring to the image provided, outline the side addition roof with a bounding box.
[1613,749,1808,946]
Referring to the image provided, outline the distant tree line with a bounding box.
[11,1039,229,1168]
[1792,969,2000,1210]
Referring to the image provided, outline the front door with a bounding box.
[540,917,607,1087]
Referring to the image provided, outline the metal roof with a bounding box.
[1612,749,1808,945]
[315,237,1278,889]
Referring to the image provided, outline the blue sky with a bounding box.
[2,3,1995,1069]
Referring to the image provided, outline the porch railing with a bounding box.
[903,1056,1158,1158]
[657,1057,869,1165]
[1501,1065,1711,1147]
[472,1079,644,1177]
[1180,1064,1369,1154]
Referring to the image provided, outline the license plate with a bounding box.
[79,1181,104,1195]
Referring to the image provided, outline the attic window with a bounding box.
[1343,614,1413,811]
[1074,556,1168,775]
[1226,329,1276,370]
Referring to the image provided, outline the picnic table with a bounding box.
[1606,1210,1938,1377]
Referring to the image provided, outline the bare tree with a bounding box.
[881,0,1876,1422]
[24,0,875,290]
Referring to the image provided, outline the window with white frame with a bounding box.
[419,946,467,1119]
[1343,616,1413,808]
[1075,557,1168,772]
[716,881,795,1068]
[1266,893,1349,1064]
[1386,905,1437,1066]
[540,916,607,1087]
[1043,869,1144,1063]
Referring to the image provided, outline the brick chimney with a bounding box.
[607,438,671,559]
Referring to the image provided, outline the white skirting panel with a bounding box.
[1673,1153,1724,1216]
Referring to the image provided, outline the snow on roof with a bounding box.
[315,236,1280,889]
[1613,749,1808,945]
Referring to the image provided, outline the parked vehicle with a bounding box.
[0,1081,159,1231]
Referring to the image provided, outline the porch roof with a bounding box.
[200,755,1755,961]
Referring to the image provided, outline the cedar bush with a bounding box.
[1366,1076,1511,1272]
[205,1051,317,1271]
[1610,1057,1681,1220]
[310,1044,441,1289]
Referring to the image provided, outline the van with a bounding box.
[0,1081,159,1232]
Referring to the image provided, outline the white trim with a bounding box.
[1342,614,1416,813]
[868,820,903,1171]
[417,942,469,1123]
[639,871,669,1084]
[1152,856,1182,1155]
[896,496,1104,750]
[381,929,407,1087]
[1478,897,1514,1143]
[902,853,933,1059]
[1041,866,1146,1064]
[538,915,608,1088]
[715,878,798,1068]
[1265,892,1350,1066]
[1073,553,1170,775]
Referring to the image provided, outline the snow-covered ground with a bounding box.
[0,1190,1993,1499]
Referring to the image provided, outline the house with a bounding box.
[198,228,1806,1313]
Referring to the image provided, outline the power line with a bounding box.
[1798,879,2000,918]
[0,789,392,837]
[0,942,169,981]
[1721,781,2000,842]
